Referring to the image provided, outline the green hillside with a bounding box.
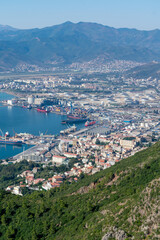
[0,142,160,239]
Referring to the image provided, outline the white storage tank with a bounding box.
[7,100,13,105]
[28,95,34,104]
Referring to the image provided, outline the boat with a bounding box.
[61,118,88,124]
[67,115,82,119]
[37,107,50,113]
[0,138,24,145]
[85,120,96,127]
[61,120,67,124]
[22,105,32,109]
[5,131,10,137]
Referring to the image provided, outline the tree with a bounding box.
[5,225,16,239]
[96,139,100,145]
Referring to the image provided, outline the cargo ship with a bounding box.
[85,120,96,127]
[67,115,82,119]
[0,138,23,145]
[61,118,88,124]
[37,107,50,113]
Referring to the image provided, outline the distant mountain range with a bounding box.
[0,21,160,71]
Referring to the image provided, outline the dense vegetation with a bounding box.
[0,142,160,239]
[0,158,81,189]
[0,161,38,189]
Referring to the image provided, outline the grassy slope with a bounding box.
[0,142,160,240]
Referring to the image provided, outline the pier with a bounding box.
[12,144,42,162]
[71,125,98,136]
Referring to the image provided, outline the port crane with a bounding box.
[12,128,17,137]
[0,129,4,137]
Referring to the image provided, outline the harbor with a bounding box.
[0,92,86,159]
[0,144,32,160]
[6,124,100,163]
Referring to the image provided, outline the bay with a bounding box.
[0,92,84,159]
[0,144,32,160]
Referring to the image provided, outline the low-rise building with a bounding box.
[120,138,138,149]
[52,155,67,165]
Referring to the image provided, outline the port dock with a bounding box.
[12,144,44,162]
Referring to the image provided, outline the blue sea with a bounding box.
[0,92,84,159]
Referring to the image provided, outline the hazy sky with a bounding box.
[0,0,159,30]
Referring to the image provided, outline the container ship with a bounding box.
[85,120,96,127]
[37,107,50,113]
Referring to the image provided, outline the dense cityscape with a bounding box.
[0,1,160,238]
[0,62,160,196]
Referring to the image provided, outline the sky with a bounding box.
[0,0,160,30]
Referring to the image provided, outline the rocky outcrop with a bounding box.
[102,227,127,240]
[73,182,96,194]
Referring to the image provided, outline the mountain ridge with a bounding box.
[0,21,160,71]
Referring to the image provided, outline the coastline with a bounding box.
[0,90,24,98]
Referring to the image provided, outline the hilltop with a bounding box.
[0,141,160,239]
[1,22,160,71]
[125,61,160,79]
